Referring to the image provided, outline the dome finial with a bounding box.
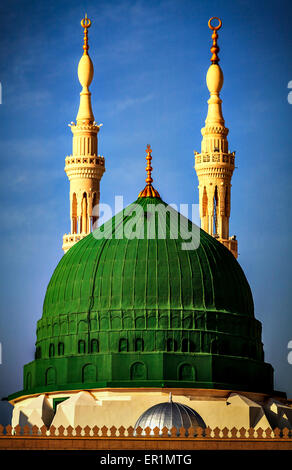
[145,144,153,186]
[76,15,95,124]
[208,17,222,64]
[81,13,91,55]
[138,145,160,198]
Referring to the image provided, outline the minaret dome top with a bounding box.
[206,17,224,94]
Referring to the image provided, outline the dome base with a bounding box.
[10,350,274,402]
[9,387,291,432]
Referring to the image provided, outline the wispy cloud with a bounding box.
[105,93,154,116]
[0,135,67,163]
[6,89,52,110]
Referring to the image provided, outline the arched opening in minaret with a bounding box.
[202,187,208,217]
[202,187,208,232]
[213,186,219,236]
[92,192,98,230]
[224,186,229,215]
[81,192,88,233]
[72,193,77,234]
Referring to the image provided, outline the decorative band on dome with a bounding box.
[138,144,161,198]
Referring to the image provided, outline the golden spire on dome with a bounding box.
[81,13,91,55]
[208,17,222,64]
[138,145,160,198]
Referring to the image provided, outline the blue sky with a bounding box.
[0,0,291,423]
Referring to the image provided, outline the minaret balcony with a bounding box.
[194,152,235,167]
[65,154,105,180]
[62,233,89,253]
[218,236,238,259]
[65,154,105,166]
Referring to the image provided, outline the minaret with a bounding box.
[62,15,105,253]
[194,17,238,258]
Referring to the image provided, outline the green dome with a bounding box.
[11,196,273,400]
[43,197,253,319]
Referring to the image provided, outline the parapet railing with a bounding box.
[0,424,291,438]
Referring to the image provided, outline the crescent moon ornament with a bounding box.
[80,14,91,55]
[208,17,222,31]
[208,17,222,63]
[81,13,91,29]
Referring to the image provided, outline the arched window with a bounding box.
[90,339,99,353]
[58,342,64,356]
[202,186,208,217]
[147,314,156,328]
[78,320,87,332]
[166,338,177,352]
[135,317,145,329]
[112,316,121,329]
[178,363,194,381]
[81,192,88,233]
[224,186,229,215]
[123,316,133,329]
[213,186,219,236]
[72,192,77,233]
[100,316,109,330]
[220,339,230,355]
[49,343,55,358]
[210,338,218,354]
[159,315,168,328]
[92,192,98,229]
[189,340,195,352]
[53,323,59,336]
[119,338,128,352]
[45,367,56,385]
[25,372,32,390]
[35,346,41,359]
[78,340,86,354]
[82,364,96,383]
[130,362,146,380]
[181,338,189,352]
[135,338,144,352]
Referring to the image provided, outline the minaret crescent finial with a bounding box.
[76,14,94,123]
[208,17,222,64]
[81,13,92,55]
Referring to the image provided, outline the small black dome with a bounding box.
[134,396,206,435]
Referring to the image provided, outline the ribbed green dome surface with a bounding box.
[43,197,253,318]
[10,195,273,400]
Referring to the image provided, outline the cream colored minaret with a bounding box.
[62,15,105,253]
[194,17,238,258]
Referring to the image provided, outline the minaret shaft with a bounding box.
[194,18,238,258]
[62,15,105,253]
